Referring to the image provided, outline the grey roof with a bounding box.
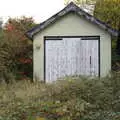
[26,2,119,39]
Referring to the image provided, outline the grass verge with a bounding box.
[0,74,120,120]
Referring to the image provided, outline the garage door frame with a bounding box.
[44,36,100,82]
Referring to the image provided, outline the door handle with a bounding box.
[90,56,91,65]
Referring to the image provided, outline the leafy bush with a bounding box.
[0,17,35,83]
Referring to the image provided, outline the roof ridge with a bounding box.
[26,2,118,39]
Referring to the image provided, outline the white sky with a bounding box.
[0,0,65,23]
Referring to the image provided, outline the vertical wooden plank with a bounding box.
[63,38,82,77]
[89,40,99,76]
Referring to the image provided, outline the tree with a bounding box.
[94,0,120,57]
[0,16,36,83]
[94,0,120,30]
[64,0,96,14]
[64,0,96,5]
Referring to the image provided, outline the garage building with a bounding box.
[26,2,118,82]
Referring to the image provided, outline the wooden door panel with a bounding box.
[45,37,99,82]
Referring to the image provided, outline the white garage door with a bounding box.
[45,37,99,82]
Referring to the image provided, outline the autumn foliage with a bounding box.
[0,16,36,82]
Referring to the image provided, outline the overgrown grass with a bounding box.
[0,74,120,120]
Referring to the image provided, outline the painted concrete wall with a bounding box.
[33,13,111,81]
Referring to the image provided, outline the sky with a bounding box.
[0,0,65,23]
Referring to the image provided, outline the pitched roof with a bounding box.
[26,2,119,39]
